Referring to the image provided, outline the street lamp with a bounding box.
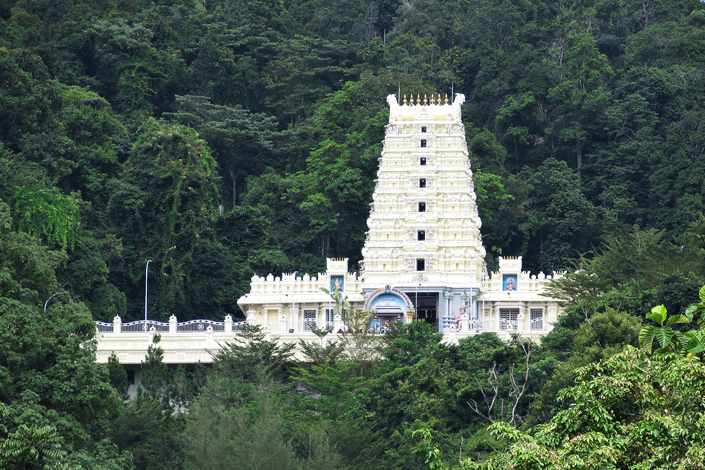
[290,271,298,333]
[44,291,68,313]
[145,260,152,330]
[328,285,332,330]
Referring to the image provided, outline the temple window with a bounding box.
[420,139,427,148]
[419,178,426,188]
[500,309,519,330]
[303,310,316,331]
[421,126,427,133]
[418,202,426,212]
[420,158,427,166]
[416,259,425,271]
[418,230,426,241]
[531,309,544,330]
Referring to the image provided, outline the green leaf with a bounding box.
[684,303,701,322]
[654,326,673,350]
[647,305,667,324]
[639,326,655,353]
[645,313,663,324]
[699,285,705,303]
[685,337,705,354]
[673,331,688,349]
[667,315,690,326]
[698,316,705,330]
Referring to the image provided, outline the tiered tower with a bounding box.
[360,94,486,328]
[235,91,564,337]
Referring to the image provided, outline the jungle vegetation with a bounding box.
[3,0,705,468]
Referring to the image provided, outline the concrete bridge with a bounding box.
[94,314,545,366]
[95,314,546,397]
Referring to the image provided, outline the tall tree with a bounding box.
[548,27,613,178]
[167,95,281,208]
[519,158,600,273]
[107,119,220,319]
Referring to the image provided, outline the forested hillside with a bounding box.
[2,0,705,321]
[4,1,705,469]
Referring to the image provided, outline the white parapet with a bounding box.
[94,316,247,364]
[95,326,552,365]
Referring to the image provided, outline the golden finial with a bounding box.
[438,94,442,104]
[430,94,435,105]
[403,94,407,105]
[423,94,428,105]
[417,94,420,105]
[444,94,449,105]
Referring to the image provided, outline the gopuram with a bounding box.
[237,93,565,340]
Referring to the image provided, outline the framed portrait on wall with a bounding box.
[503,275,517,291]
[330,275,344,293]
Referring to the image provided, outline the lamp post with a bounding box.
[328,286,332,330]
[145,260,152,330]
[290,271,297,333]
[470,256,476,323]
[44,291,68,313]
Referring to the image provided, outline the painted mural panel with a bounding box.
[503,274,517,291]
[367,293,407,333]
[330,275,344,293]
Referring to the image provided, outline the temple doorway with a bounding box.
[412,292,438,328]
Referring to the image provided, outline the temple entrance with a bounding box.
[412,292,438,328]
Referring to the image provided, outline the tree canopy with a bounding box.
[3,0,705,468]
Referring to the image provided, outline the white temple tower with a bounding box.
[237,92,564,338]
[93,89,568,371]
[360,94,485,329]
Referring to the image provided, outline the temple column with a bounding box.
[279,311,288,334]
[548,304,558,329]
[276,306,284,332]
[445,292,453,332]
[494,302,500,332]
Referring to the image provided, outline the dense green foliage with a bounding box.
[464,290,705,469]
[3,0,705,468]
[2,0,705,320]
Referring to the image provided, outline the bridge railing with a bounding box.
[177,319,225,332]
[95,321,114,333]
[122,320,169,333]
[96,315,243,334]
[97,315,544,336]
